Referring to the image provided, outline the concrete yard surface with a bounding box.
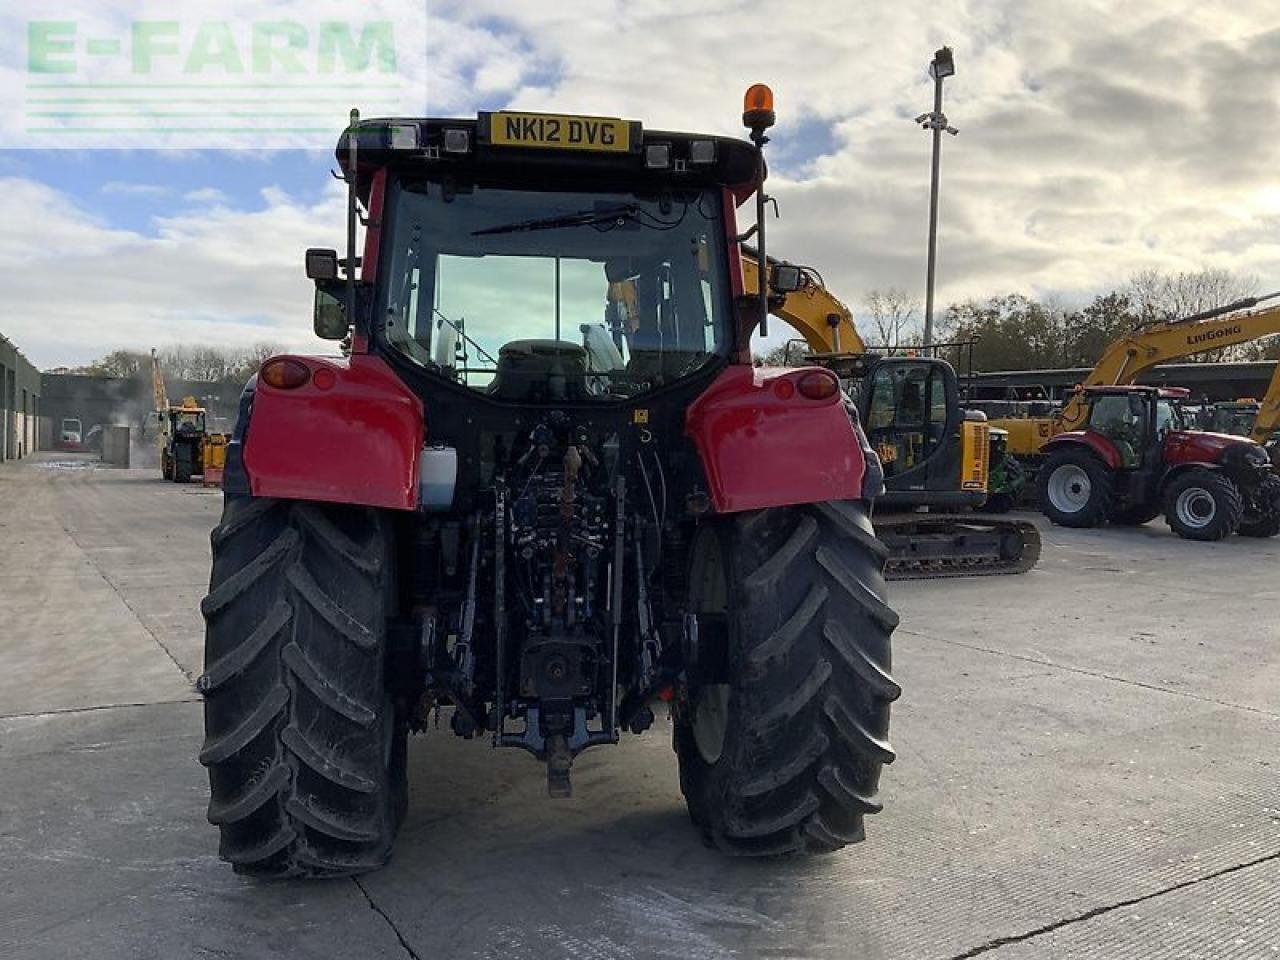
[1,453,1278,959]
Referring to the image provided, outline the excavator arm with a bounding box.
[739,246,866,356]
[1251,360,1280,443]
[1061,297,1280,429]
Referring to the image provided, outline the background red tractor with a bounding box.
[197,93,901,878]
[1037,385,1280,540]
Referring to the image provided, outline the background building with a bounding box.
[0,334,41,463]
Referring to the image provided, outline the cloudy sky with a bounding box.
[1,0,1278,368]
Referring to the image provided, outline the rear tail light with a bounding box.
[261,358,311,390]
[796,371,839,400]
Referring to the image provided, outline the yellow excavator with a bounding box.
[991,293,1280,455]
[740,247,1041,578]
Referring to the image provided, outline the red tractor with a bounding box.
[197,92,901,878]
[1037,385,1280,540]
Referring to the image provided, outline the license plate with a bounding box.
[484,111,633,152]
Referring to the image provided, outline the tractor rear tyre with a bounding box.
[1038,449,1114,528]
[1163,469,1243,541]
[1237,474,1280,538]
[674,500,900,856]
[198,497,407,878]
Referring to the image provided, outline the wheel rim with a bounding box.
[689,530,731,766]
[1175,487,1216,529]
[1047,463,1092,514]
[691,685,731,764]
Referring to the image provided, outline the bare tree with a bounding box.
[76,342,287,384]
[1126,271,1254,353]
[1125,268,1258,360]
[863,288,922,351]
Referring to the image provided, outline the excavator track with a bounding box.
[875,513,1042,581]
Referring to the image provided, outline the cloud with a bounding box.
[424,0,1280,339]
[101,181,174,198]
[0,175,342,368]
[183,186,229,205]
[7,0,1280,367]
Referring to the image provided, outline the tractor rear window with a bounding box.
[379,180,733,401]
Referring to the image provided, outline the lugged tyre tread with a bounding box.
[736,730,829,799]
[210,497,282,550]
[745,583,827,669]
[280,725,378,794]
[281,641,377,727]
[196,600,291,693]
[295,504,382,576]
[199,497,404,879]
[200,529,298,618]
[823,620,902,700]
[206,764,291,825]
[221,824,297,866]
[285,795,381,843]
[725,790,821,839]
[823,695,897,764]
[285,563,378,651]
[743,515,818,593]
[815,545,900,631]
[817,762,882,814]
[675,500,899,857]
[198,685,289,766]
[747,659,832,734]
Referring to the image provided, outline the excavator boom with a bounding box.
[739,246,866,355]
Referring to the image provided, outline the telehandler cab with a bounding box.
[198,92,901,878]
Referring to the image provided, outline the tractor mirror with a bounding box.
[770,264,804,294]
[313,286,348,340]
[305,248,339,281]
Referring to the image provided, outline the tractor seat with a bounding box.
[488,340,589,401]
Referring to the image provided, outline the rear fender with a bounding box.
[241,354,423,510]
[685,365,867,513]
[1041,432,1122,470]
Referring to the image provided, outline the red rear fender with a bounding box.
[1042,431,1123,470]
[685,365,866,513]
[243,354,423,510]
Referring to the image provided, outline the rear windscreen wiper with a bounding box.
[471,204,639,236]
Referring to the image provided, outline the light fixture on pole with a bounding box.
[915,46,958,353]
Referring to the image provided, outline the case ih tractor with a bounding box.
[197,91,901,878]
[1037,385,1280,540]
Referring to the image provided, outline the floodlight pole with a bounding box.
[917,48,957,355]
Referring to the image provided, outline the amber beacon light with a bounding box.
[742,83,776,132]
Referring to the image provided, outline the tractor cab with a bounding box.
[1201,399,1261,438]
[170,406,207,436]
[1077,385,1188,468]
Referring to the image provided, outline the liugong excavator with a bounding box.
[740,248,1041,578]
